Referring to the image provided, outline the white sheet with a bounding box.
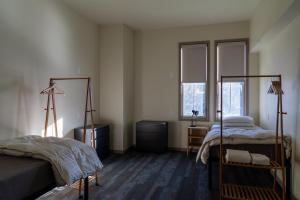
[196,125,291,164]
[0,135,103,185]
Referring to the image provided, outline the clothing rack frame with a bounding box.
[218,75,287,200]
[42,77,97,200]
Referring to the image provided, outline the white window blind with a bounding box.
[181,44,207,83]
[217,42,246,82]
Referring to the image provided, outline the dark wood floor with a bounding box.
[87,150,274,200]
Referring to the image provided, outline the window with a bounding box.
[217,82,245,116]
[179,42,209,120]
[215,39,248,118]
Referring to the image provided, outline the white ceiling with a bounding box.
[62,0,261,30]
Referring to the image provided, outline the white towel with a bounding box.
[251,153,270,165]
[225,149,251,163]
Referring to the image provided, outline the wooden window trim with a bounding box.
[214,38,249,121]
[178,41,210,121]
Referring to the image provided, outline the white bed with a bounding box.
[196,124,291,164]
[0,135,103,185]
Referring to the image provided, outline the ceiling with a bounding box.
[62,0,261,30]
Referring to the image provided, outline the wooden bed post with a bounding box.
[279,75,286,200]
[219,76,224,200]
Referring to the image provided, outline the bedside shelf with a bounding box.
[186,126,209,156]
[222,184,281,200]
[223,159,282,169]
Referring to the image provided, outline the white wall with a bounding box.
[251,0,300,197]
[123,26,134,150]
[250,0,294,49]
[257,15,300,199]
[0,0,99,139]
[99,25,134,151]
[99,25,124,151]
[134,21,259,149]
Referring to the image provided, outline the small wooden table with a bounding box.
[187,126,209,156]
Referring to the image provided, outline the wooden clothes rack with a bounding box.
[218,75,287,200]
[41,77,97,199]
[42,77,96,146]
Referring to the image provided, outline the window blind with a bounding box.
[181,44,207,83]
[217,41,246,82]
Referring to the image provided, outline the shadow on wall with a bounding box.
[64,129,74,138]
[0,76,36,139]
[294,56,300,163]
[0,11,48,139]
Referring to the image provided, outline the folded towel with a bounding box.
[251,153,270,165]
[225,149,251,163]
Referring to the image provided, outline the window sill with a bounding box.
[179,117,209,122]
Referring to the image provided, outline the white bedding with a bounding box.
[0,135,103,186]
[196,125,290,164]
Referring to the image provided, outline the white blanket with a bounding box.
[196,125,290,164]
[0,135,103,186]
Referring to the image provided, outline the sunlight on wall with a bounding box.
[41,118,64,138]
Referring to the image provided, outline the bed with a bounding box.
[196,121,291,199]
[0,155,56,200]
[0,135,103,200]
[196,124,291,164]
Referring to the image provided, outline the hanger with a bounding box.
[40,82,64,95]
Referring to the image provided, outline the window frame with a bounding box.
[178,41,210,121]
[214,38,249,120]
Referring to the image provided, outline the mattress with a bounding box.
[0,155,56,200]
[196,125,291,164]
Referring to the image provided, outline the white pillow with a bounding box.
[223,122,255,127]
[223,116,254,124]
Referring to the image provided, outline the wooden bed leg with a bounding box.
[84,177,89,200]
[208,158,212,190]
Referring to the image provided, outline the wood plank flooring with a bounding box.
[37,150,274,200]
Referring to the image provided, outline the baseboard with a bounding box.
[111,149,125,154]
[131,145,188,153]
[111,146,134,154]
[168,147,186,152]
[113,146,192,154]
